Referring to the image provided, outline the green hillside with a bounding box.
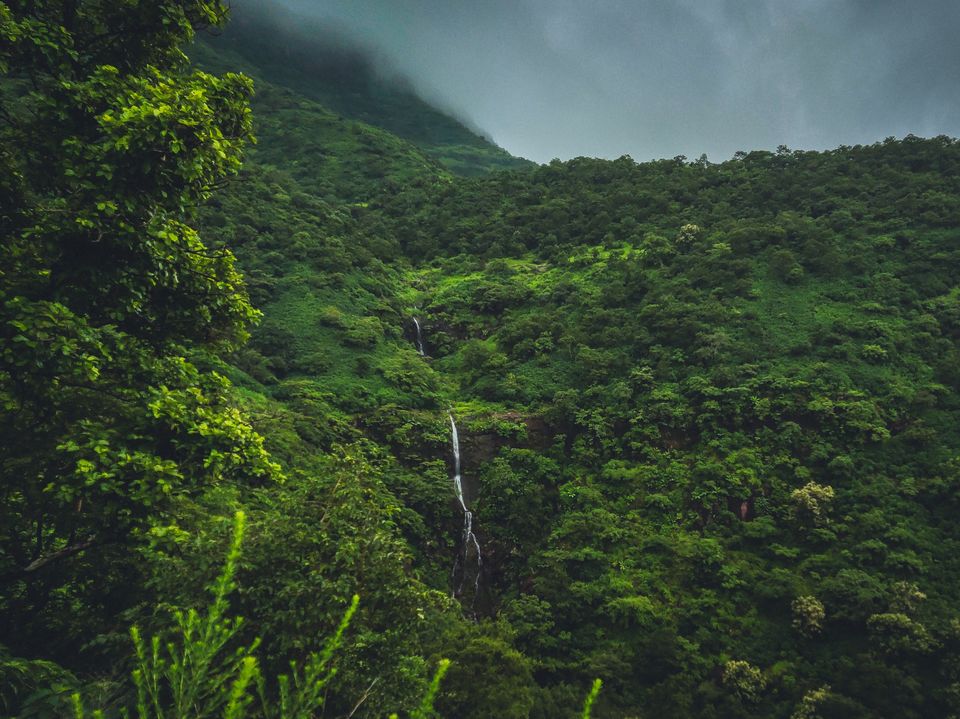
[4,4,960,719]
[383,142,960,717]
[189,40,450,203]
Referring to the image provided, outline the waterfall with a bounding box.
[413,317,426,356]
[408,315,481,601]
[449,413,482,596]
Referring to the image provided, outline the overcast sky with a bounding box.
[246,0,960,164]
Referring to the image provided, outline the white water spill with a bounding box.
[409,315,482,601]
[449,413,482,595]
[413,317,426,356]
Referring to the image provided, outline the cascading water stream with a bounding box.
[409,313,482,601]
[449,412,482,596]
[412,317,426,356]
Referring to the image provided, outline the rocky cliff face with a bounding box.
[458,414,553,473]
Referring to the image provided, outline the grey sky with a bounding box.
[247,0,960,163]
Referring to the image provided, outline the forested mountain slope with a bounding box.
[195,48,960,711]
[3,4,960,719]
[202,35,960,712]
[190,40,449,203]
[383,140,960,718]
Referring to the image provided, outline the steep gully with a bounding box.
[449,412,482,598]
[412,316,482,602]
[413,316,426,356]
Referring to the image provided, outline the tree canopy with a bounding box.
[0,0,277,650]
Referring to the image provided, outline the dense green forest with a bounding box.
[3,2,960,718]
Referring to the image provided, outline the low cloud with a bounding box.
[233,0,960,163]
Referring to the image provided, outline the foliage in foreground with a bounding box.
[0,0,280,659]
[66,510,451,719]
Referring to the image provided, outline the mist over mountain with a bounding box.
[220,1,405,102]
[201,0,531,174]
[217,1,505,140]
[241,0,960,163]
